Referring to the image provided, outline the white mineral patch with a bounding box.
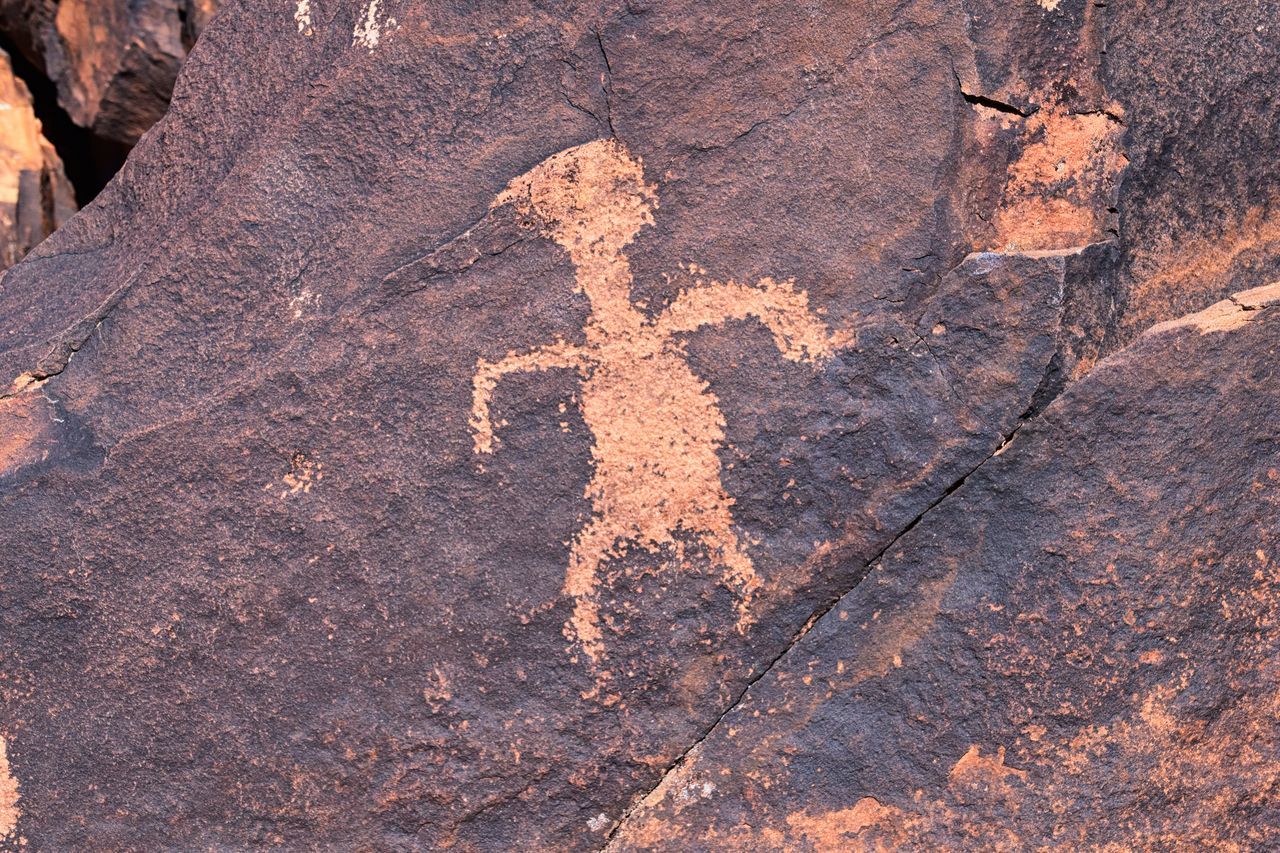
[353,0,397,50]
[294,0,312,35]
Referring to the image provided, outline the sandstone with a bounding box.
[0,0,216,147]
[0,49,73,270]
[609,286,1280,850]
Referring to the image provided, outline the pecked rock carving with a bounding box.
[4,0,1280,848]
[471,139,839,666]
[0,736,18,845]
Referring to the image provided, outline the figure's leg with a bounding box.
[563,517,621,665]
[696,511,761,634]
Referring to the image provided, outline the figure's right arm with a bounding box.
[471,339,587,454]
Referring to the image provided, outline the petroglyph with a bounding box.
[471,140,839,665]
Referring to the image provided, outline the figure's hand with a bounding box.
[471,361,501,454]
[752,278,838,362]
[468,340,588,456]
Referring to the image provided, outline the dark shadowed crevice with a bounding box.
[0,34,131,206]
[960,89,1033,117]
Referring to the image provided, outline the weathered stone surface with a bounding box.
[0,0,1275,849]
[0,50,73,270]
[953,1,1280,370]
[1106,4,1280,349]
[0,0,216,146]
[609,283,1280,850]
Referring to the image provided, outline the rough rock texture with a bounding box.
[0,0,217,147]
[1107,5,1280,350]
[0,0,1277,849]
[609,283,1280,850]
[0,49,73,270]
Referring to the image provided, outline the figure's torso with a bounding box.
[577,322,732,541]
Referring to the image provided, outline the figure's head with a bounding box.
[494,139,657,261]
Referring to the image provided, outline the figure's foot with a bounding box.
[565,594,606,667]
[714,536,761,636]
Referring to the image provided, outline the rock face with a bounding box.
[609,283,1280,850]
[0,49,73,270]
[0,0,216,147]
[0,0,1277,849]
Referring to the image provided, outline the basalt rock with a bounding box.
[0,0,1276,850]
[608,284,1280,851]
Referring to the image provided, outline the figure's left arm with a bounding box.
[656,277,841,362]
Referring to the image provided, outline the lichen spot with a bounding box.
[1038,0,1062,9]
[289,287,320,319]
[0,736,20,842]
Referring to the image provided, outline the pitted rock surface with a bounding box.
[609,284,1280,850]
[0,0,1276,849]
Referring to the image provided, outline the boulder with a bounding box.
[0,0,1276,848]
[609,283,1280,850]
[0,0,217,147]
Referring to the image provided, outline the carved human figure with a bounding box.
[471,139,837,664]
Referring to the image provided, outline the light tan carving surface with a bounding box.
[988,107,1125,253]
[0,736,20,843]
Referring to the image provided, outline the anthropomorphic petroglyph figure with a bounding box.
[471,139,837,664]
